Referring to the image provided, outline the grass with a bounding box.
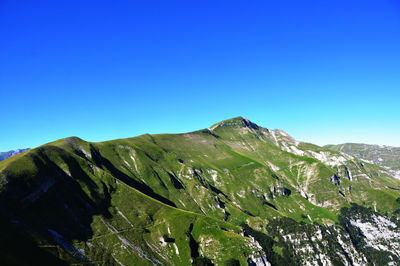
[1,116,399,264]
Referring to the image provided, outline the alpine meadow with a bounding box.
[1,117,400,265]
[1,0,400,265]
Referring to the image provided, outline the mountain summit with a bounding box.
[1,118,400,265]
[209,116,260,131]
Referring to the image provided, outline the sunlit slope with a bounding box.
[1,116,400,265]
[0,138,264,265]
[326,142,400,178]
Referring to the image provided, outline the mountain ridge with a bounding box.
[1,117,400,265]
[0,148,30,162]
[326,142,400,179]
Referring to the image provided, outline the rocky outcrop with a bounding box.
[242,117,260,130]
[326,143,400,180]
[1,117,400,265]
[329,174,340,186]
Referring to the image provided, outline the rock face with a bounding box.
[0,148,30,161]
[329,174,341,186]
[340,204,400,265]
[242,117,260,130]
[326,143,400,179]
[0,117,400,265]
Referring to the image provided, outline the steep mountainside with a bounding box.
[326,143,400,179]
[0,148,30,161]
[1,117,400,265]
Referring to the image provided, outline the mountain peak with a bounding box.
[209,116,260,131]
[2,115,400,265]
[242,117,260,130]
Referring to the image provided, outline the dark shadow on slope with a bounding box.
[263,201,278,210]
[89,144,176,207]
[242,118,259,130]
[186,223,214,266]
[224,259,240,266]
[26,148,112,236]
[167,171,184,189]
[243,210,255,217]
[187,223,199,258]
[0,146,116,264]
[224,211,231,221]
[216,197,225,208]
[192,168,230,201]
[201,129,220,139]
[147,134,170,153]
[209,184,230,200]
[193,168,207,187]
[150,167,168,189]
[0,214,69,266]
[143,151,157,161]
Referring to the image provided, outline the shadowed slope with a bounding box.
[1,117,400,265]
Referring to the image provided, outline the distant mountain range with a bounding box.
[0,148,30,161]
[1,117,400,265]
[326,143,400,179]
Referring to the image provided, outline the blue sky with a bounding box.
[1,0,400,151]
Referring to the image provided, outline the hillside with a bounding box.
[326,143,400,179]
[1,117,400,265]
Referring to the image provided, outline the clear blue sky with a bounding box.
[1,0,400,151]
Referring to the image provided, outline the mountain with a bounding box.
[325,143,400,179]
[1,117,400,265]
[0,148,30,161]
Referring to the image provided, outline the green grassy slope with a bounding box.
[1,117,400,265]
[0,137,263,265]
